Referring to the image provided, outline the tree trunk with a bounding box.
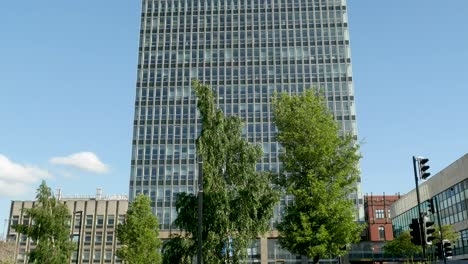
[313,255,320,264]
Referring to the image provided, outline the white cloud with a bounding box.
[50,152,109,174]
[0,154,52,197]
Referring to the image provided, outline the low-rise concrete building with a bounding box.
[391,153,468,260]
[7,189,128,264]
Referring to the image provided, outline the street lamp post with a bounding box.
[74,211,83,264]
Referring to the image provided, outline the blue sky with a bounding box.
[1,1,467,234]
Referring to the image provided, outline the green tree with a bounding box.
[161,236,193,264]
[163,80,280,263]
[273,90,364,263]
[383,231,422,257]
[12,180,74,263]
[117,194,162,264]
[434,225,457,244]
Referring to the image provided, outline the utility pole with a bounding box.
[412,156,431,260]
[433,197,446,264]
[412,156,426,259]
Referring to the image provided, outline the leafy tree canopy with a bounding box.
[117,194,162,264]
[273,90,364,263]
[12,180,74,264]
[383,231,422,257]
[434,225,457,244]
[163,80,280,263]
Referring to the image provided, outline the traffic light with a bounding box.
[427,198,435,214]
[409,218,422,245]
[435,241,443,259]
[423,215,436,245]
[419,158,431,180]
[443,239,453,258]
[422,215,435,244]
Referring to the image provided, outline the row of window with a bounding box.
[81,231,115,244]
[132,163,196,180]
[149,26,347,35]
[73,248,119,263]
[138,67,351,86]
[392,179,468,237]
[135,100,352,119]
[135,82,354,100]
[145,10,346,28]
[374,209,391,219]
[140,46,350,65]
[134,144,197,161]
[10,214,124,230]
[146,20,346,33]
[142,29,349,49]
[78,214,125,229]
[140,64,350,80]
[144,0,344,12]
[130,161,282,183]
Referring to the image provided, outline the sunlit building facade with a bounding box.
[7,190,128,264]
[129,0,362,262]
[391,154,468,260]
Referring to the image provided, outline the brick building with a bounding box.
[364,194,400,242]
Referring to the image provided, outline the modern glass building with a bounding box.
[129,0,362,261]
[391,154,468,259]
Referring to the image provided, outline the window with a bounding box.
[94,249,101,262]
[375,209,384,219]
[105,249,113,261]
[83,249,90,261]
[118,215,125,225]
[10,216,19,231]
[95,231,103,245]
[20,234,27,244]
[106,231,113,245]
[86,215,93,228]
[96,215,104,227]
[11,216,19,226]
[378,226,385,240]
[107,215,115,227]
[84,232,92,244]
[74,214,82,228]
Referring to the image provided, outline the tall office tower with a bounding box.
[130,0,363,261]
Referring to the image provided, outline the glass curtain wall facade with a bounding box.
[393,180,468,256]
[129,0,363,234]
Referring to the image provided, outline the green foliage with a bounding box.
[383,231,422,257]
[163,80,280,263]
[161,236,193,264]
[273,90,364,262]
[117,194,161,264]
[12,180,74,264]
[434,225,457,244]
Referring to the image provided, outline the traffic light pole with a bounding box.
[434,196,446,264]
[413,156,426,260]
